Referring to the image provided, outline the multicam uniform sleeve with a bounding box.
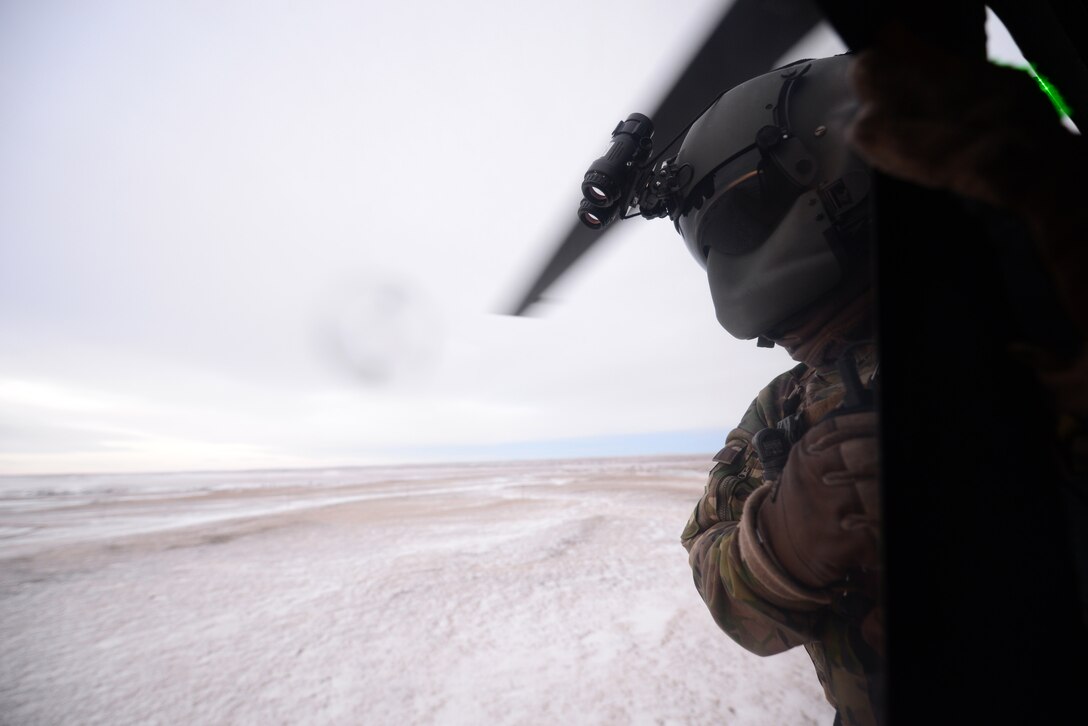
[680,367,823,656]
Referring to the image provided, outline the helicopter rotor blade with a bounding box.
[505,0,824,317]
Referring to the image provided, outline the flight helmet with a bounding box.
[670,54,872,341]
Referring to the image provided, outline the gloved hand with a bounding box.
[846,23,1088,425]
[845,23,1069,217]
[755,409,882,590]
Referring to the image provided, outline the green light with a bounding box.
[992,59,1072,120]
[1029,65,1073,119]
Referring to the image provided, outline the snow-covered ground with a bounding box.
[0,456,835,725]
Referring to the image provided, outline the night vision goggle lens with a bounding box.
[581,176,621,208]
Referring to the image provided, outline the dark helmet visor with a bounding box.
[678,147,803,266]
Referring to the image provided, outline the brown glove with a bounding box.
[846,25,1088,339]
[755,410,882,591]
[845,24,1066,216]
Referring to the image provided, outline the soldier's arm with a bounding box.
[681,371,823,655]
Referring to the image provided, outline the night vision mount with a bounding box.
[577,61,824,234]
[577,113,692,230]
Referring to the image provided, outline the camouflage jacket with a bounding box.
[681,344,883,726]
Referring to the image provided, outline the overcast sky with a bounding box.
[0,2,1030,475]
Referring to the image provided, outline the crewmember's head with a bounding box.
[670,54,874,364]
